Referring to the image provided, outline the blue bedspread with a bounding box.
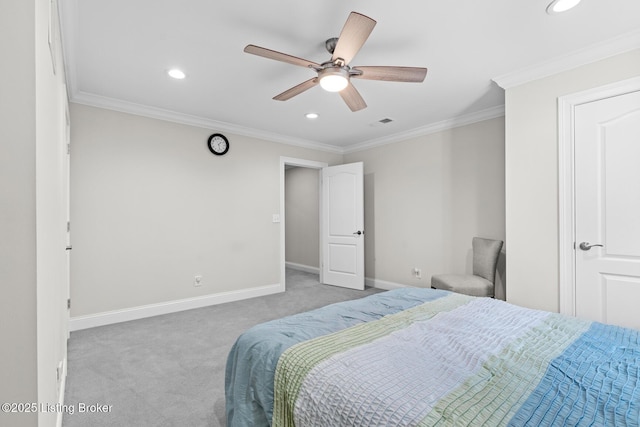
[510,321,640,426]
[272,294,640,427]
[224,288,448,427]
[226,289,640,427]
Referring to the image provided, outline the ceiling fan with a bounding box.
[244,11,428,112]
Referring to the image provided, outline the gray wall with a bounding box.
[70,104,343,317]
[1,0,69,426]
[505,49,640,312]
[70,105,507,319]
[345,117,506,298]
[0,1,38,425]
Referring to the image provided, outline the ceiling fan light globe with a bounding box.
[320,74,349,92]
[318,67,350,92]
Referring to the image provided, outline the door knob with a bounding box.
[353,230,363,236]
[579,242,603,251]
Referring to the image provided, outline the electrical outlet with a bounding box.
[413,268,422,279]
[194,275,203,287]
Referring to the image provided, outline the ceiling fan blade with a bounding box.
[339,82,367,112]
[332,12,376,65]
[352,66,428,82]
[244,45,320,69]
[273,78,319,101]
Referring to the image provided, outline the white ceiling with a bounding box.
[59,0,640,152]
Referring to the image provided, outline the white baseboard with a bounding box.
[285,262,320,274]
[366,277,412,290]
[56,357,67,427]
[69,283,283,331]
[285,264,410,291]
[284,262,413,291]
[68,276,409,331]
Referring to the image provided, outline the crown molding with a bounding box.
[70,91,343,154]
[342,105,505,154]
[493,29,640,89]
[60,0,339,154]
[60,0,638,156]
[57,0,79,97]
[71,90,506,156]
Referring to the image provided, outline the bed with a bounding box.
[225,288,640,427]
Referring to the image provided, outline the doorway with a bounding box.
[279,157,328,289]
[279,157,365,291]
[559,76,640,329]
[284,165,321,276]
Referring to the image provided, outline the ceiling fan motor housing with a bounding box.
[325,37,339,54]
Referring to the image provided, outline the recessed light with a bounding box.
[546,0,582,14]
[167,68,186,79]
[305,113,319,119]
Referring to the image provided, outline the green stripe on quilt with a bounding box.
[417,313,591,427]
[272,292,473,427]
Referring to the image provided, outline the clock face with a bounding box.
[207,133,229,155]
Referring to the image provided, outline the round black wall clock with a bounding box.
[207,133,229,156]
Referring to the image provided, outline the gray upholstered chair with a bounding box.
[431,237,503,297]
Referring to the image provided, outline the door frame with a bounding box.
[558,76,640,316]
[279,157,328,289]
[64,99,71,339]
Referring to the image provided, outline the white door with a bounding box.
[321,162,364,290]
[574,89,640,329]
